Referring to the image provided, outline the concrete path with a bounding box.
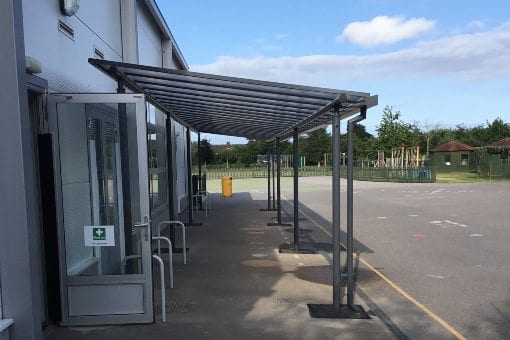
[45,189,400,339]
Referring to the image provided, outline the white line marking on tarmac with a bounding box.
[281,194,467,340]
[426,274,445,279]
[444,220,468,227]
[298,262,304,266]
[252,254,267,258]
[430,189,445,195]
[293,254,300,259]
[408,214,418,217]
[377,216,387,219]
[469,234,483,237]
[284,237,288,240]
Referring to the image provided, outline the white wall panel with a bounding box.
[22,0,121,92]
[136,1,162,67]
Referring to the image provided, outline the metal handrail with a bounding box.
[157,221,187,264]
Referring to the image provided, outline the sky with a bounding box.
[159,0,510,144]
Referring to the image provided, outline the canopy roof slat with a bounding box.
[89,59,378,141]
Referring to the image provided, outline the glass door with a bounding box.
[49,93,153,325]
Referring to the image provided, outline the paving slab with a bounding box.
[45,190,397,340]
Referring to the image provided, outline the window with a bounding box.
[501,150,509,164]
[147,104,168,213]
[461,153,469,166]
[444,154,451,166]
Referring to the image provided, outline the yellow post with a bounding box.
[222,176,232,197]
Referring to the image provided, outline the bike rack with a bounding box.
[157,221,187,264]
[192,191,211,219]
[152,236,173,288]
[121,254,167,322]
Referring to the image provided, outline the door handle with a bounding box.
[133,216,150,241]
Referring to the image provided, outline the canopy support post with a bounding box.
[186,127,201,226]
[332,104,342,313]
[260,142,276,211]
[346,106,367,306]
[268,137,290,227]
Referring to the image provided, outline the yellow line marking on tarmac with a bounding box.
[281,194,466,340]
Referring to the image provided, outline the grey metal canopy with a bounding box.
[89,58,378,140]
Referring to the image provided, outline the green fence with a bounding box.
[349,167,436,183]
[194,165,436,183]
[479,162,510,180]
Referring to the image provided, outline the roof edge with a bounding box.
[142,0,189,70]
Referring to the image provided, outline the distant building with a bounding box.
[478,137,510,177]
[429,141,477,171]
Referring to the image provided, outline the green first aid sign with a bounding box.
[93,227,106,240]
[84,225,115,246]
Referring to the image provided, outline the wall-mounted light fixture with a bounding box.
[60,0,80,16]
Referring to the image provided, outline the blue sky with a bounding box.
[159,0,510,144]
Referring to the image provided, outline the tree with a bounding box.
[485,117,510,143]
[416,120,442,155]
[236,139,268,166]
[192,139,215,164]
[376,106,421,153]
[301,128,331,165]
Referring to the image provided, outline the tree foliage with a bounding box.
[375,106,421,153]
[300,128,331,165]
[199,110,509,165]
[192,139,214,164]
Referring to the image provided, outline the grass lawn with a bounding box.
[435,171,489,183]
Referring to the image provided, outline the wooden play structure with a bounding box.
[376,146,423,168]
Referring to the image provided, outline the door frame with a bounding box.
[48,93,153,326]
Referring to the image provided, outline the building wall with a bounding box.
[136,1,162,67]
[22,0,121,93]
[21,0,189,213]
[430,151,476,172]
[9,0,190,334]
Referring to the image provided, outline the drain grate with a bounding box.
[307,304,370,319]
[154,297,192,313]
[272,296,289,305]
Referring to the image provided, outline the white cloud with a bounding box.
[467,20,485,30]
[262,45,282,51]
[191,22,510,85]
[274,33,289,40]
[338,16,436,47]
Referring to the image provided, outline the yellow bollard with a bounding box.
[221,176,232,197]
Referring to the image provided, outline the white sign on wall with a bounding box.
[84,225,115,246]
